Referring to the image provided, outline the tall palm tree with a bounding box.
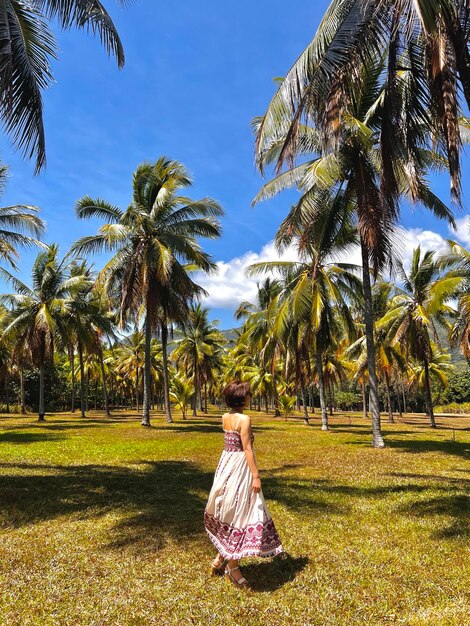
[0,245,87,420]
[254,51,456,446]
[379,247,458,427]
[0,0,126,172]
[255,0,470,202]
[72,158,223,426]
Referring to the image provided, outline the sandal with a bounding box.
[225,564,249,589]
[210,556,227,577]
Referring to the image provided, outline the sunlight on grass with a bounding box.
[0,410,468,625]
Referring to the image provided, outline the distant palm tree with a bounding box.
[380,247,457,427]
[0,245,87,420]
[72,158,223,426]
[172,304,226,416]
[170,375,194,420]
[248,189,361,430]
[0,0,126,172]
[440,241,470,361]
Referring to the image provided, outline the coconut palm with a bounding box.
[72,157,223,426]
[440,241,470,361]
[170,375,194,420]
[407,344,454,405]
[172,304,226,416]
[254,48,456,446]
[0,245,87,420]
[0,164,45,266]
[255,0,470,202]
[0,0,127,172]
[248,187,361,430]
[379,247,459,427]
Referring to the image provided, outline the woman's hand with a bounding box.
[252,475,261,493]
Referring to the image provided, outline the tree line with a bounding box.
[0,1,469,449]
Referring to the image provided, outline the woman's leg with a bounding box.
[227,559,245,583]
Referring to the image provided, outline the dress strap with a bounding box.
[235,415,242,432]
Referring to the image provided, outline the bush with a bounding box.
[434,402,470,415]
[0,404,27,414]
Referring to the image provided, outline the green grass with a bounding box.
[0,409,469,626]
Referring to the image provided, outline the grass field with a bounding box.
[0,409,468,626]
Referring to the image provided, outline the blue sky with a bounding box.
[1,0,469,328]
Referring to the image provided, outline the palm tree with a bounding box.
[114,330,146,411]
[72,157,223,426]
[172,304,226,416]
[236,281,285,417]
[0,0,126,172]
[254,51,456,446]
[0,164,45,265]
[65,265,116,417]
[248,187,361,430]
[379,247,457,427]
[440,241,470,361]
[255,0,470,202]
[170,375,194,420]
[407,344,454,408]
[0,245,87,420]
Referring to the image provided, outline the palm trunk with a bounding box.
[423,356,437,428]
[192,369,199,417]
[401,378,407,415]
[85,370,90,412]
[136,368,140,412]
[316,348,328,431]
[5,371,10,413]
[71,346,76,413]
[77,340,86,418]
[99,349,110,417]
[38,337,46,421]
[20,364,26,414]
[362,380,368,419]
[142,314,152,427]
[204,380,208,413]
[272,376,281,417]
[385,373,394,424]
[361,241,385,447]
[301,387,309,425]
[160,321,173,424]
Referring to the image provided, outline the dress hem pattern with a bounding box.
[204,511,283,560]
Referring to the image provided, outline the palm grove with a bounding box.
[0,1,469,447]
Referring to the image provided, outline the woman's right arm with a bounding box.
[240,416,261,493]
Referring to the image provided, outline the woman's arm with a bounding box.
[240,415,261,493]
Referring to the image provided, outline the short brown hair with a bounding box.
[223,380,251,408]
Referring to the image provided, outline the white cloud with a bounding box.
[450,214,470,246]
[196,224,460,312]
[196,241,300,309]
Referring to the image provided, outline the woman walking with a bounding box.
[204,380,283,588]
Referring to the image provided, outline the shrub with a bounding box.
[434,402,470,415]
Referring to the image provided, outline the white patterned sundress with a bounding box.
[204,418,283,560]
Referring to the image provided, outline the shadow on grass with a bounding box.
[399,494,469,539]
[0,431,64,444]
[263,476,350,515]
[386,438,470,460]
[243,553,309,592]
[0,460,212,553]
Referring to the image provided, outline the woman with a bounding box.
[204,380,283,588]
